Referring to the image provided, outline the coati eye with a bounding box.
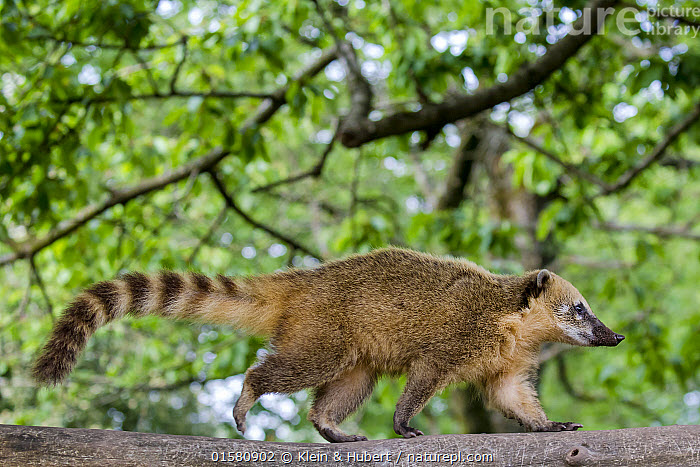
[573,303,585,315]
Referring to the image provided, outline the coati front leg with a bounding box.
[393,362,445,438]
[308,366,376,443]
[483,371,583,432]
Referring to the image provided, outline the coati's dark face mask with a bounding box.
[533,269,625,347]
[555,300,625,347]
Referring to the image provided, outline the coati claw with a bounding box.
[318,427,368,443]
[233,411,246,434]
[235,420,246,434]
[535,421,583,432]
[395,424,424,438]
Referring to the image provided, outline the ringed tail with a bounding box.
[32,271,280,386]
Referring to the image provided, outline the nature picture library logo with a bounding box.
[485,5,700,39]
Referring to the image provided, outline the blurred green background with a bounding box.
[0,0,698,442]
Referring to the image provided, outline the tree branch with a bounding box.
[29,255,54,319]
[337,40,373,121]
[556,355,596,402]
[655,9,700,27]
[247,47,338,125]
[660,157,700,170]
[504,101,700,196]
[620,1,700,28]
[187,207,228,264]
[251,122,338,193]
[1,47,337,267]
[408,149,438,208]
[114,170,201,272]
[209,171,322,259]
[601,102,700,195]
[438,119,509,210]
[337,0,619,147]
[30,34,186,51]
[129,50,160,95]
[504,125,612,190]
[538,343,571,363]
[1,424,698,466]
[311,0,372,123]
[257,191,344,218]
[0,149,230,267]
[169,36,189,94]
[58,46,338,107]
[57,90,276,105]
[556,355,659,419]
[16,267,33,319]
[595,221,700,241]
[554,254,634,269]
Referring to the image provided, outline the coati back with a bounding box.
[33,248,625,442]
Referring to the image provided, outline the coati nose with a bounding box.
[614,333,625,344]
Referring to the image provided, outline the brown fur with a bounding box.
[33,248,623,441]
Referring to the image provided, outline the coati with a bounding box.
[33,248,625,442]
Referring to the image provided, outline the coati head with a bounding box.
[528,269,625,347]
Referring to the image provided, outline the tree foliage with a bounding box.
[0,0,698,442]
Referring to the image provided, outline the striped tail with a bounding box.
[32,271,278,386]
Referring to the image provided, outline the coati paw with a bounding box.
[318,427,368,443]
[394,423,424,438]
[560,422,583,431]
[233,410,246,434]
[535,421,583,432]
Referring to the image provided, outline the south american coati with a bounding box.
[33,247,625,442]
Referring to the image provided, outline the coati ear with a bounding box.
[524,269,552,302]
[529,269,551,298]
[537,269,551,290]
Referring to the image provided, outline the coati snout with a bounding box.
[532,269,625,348]
[560,301,625,347]
[592,320,625,347]
[570,311,625,347]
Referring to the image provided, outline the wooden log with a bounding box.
[0,423,698,466]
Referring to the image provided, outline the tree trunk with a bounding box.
[0,424,697,466]
[436,118,509,211]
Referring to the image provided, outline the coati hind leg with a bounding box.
[233,343,350,434]
[308,366,376,443]
[393,362,446,438]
